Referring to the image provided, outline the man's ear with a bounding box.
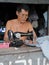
[16,11,19,16]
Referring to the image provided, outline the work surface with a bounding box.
[0,46,49,65]
[0,46,41,55]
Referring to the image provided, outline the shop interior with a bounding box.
[0,3,48,40]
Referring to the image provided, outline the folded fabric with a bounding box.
[40,40,49,60]
[36,36,49,60]
[37,36,49,44]
[0,43,9,48]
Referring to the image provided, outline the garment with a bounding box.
[43,11,47,28]
[32,21,38,28]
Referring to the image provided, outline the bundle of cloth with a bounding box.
[36,36,49,60]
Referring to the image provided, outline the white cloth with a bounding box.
[43,11,47,28]
[40,40,49,60]
[32,21,38,28]
[36,36,49,60]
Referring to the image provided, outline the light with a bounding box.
[0,27,6,33]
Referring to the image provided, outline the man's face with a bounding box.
[16,9,29,23]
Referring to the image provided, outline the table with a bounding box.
[0,46,49,65]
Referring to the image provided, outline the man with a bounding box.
[4,4,37,44]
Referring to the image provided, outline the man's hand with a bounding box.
[29,40,37,44]
[29,40,33,44]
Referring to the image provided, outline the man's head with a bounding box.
[16,4,30,23]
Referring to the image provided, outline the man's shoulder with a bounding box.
[26,21,31,25]
[7,19,17,24]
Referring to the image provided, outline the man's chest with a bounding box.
[11,23,28,32]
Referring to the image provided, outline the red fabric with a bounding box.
[0,43,9,48]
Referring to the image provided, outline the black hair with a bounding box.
[16,4,30,12]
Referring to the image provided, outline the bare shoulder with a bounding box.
[6,19,17,24]
[27,21,33,31]
[26,21,32,26]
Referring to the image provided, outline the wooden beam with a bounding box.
[0,0,49,4]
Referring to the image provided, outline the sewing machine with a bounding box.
[8,30,33,47]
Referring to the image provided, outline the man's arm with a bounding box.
[4,21,11,42]
[28,22,37,43]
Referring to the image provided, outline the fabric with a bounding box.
[0,43,9,48]
[32,21,38,28]
[40,40,49,60]
[36,36,49,60]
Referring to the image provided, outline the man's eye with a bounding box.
[22,14,24,16]
[26,15,28,17]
